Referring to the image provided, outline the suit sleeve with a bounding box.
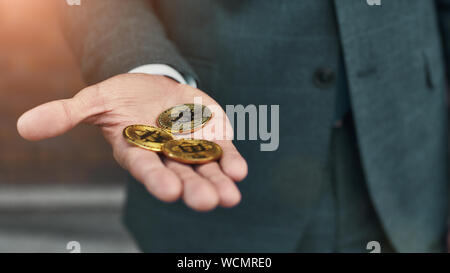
[57,0,196,85]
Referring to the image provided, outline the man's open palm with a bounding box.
[17,74,247,211]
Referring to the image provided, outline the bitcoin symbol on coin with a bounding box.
[123,125,174,152]
[178,143,207,153]
[135,129,166,143]
[157,104,212,134]
[162,139,222,164]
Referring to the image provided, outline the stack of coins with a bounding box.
[123,104,222,164]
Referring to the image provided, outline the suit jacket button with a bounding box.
[314,67,335,88]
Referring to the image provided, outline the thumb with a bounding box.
[17,86,106,141]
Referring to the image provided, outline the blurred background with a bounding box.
[0,0,137,252]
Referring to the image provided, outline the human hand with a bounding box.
[17,74,247,211]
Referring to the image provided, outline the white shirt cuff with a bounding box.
[129,64,197,88]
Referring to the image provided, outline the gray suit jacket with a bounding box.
[60,0,450,252]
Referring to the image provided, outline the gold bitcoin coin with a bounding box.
[157,104,212,134]
[162,139,223,164]
[123,125,174,152]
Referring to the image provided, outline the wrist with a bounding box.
[129,64,197,88]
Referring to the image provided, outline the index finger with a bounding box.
[114,143,183,202]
